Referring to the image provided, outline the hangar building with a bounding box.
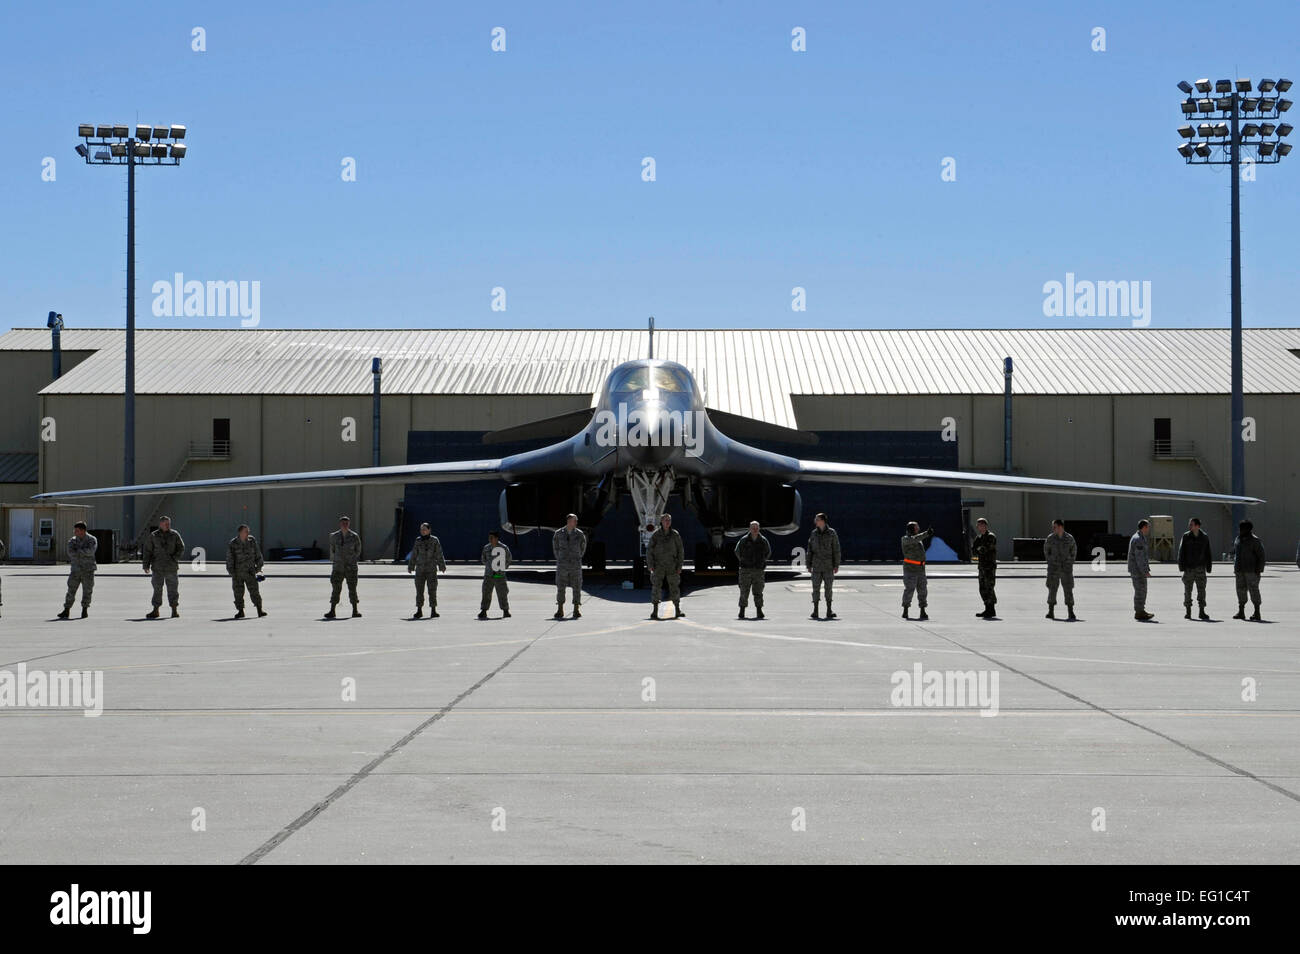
[2,327,1298,565]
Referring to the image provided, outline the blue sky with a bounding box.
[2,0,1297,334]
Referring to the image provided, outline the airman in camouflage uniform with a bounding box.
[552,514,587,619]
[478,531,511,619]
[408,523,447,619]
[807,512,841,620]
[225,524,266,619]
[900,521,932,620]
[971,518,997,619]
[142,516,185,619]
[1043,519,1077,620]
[1128,519,1154,621]
[647,513,685,619]
[58,522,98,619]
[734,521,771,619]
[325,516,362,619]
[0,536,6,618]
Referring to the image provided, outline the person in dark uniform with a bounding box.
[734,521,772,620]
[1176,517,1212,620]
[1232,520,1266,621]
[971,517,997,619]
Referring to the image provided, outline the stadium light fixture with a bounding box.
[1178,80,1194,94]
[1174,76,1291,529]
[72,118,188,552]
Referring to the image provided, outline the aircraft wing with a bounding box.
[32,459,505,500]
[792,459,1264,505]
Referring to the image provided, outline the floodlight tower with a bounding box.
[75,122,187,550]
[1175,78,1291,527]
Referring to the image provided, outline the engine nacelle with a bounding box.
[686,479,802,535]
[499,480,607,534]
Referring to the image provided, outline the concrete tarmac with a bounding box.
[1,561,1297,864]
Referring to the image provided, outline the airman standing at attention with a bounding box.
[900,521,932,620]
[971,518,997,619]
[1232,520,1266,622]
[1128,519,1154,621]
[325,516,362,619]
[1043,519,1077,621]
[1176,517,1212,620]
[58,522,98,619]
[408,522,447,619]
[552,513,587,620]
[143,516,185,619]
[226,524,266,619]
[734,521,772,620]
[647,513,685,620]
[478,530,511,619]
[808,512,841,620]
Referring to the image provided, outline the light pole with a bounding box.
[75,122,187,551]
[1175,78,1291,529]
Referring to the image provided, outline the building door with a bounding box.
[213,418,230,456]
[9,508,34,559]
[1153,418,1171,456]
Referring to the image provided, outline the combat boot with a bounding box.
[738,605,746,620]
[901,606,908,619]
[413,607,423,619]
[1250,605,1262,622]
[554,604,565,620]
[325,605,338,619]
[825,603,837,620]
[502,610,511,618]
[1198,605,1209,621]
[572,604,581,619]
[81,607,89,619]
[57,606,71,620]
[146,607,160,619]
[756,606,765,620]
[1045,606,1055,620]
[1067,607,1076,621]
[351,605,362,618]
[235,608,246,619]
[1233,604,1246,620]
[477,610,488,620]
[918,607,929,621]
[673,601,684,619]
[431,602,439,618]
[810,600,820,620]
[650,604,660,620]
[171,605,180,619]
[1184,606,1192,620]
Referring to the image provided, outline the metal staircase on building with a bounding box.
[134,441,231,549]
[1150,440,1232,518]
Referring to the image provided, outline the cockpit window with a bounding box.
[611,366,692,393]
